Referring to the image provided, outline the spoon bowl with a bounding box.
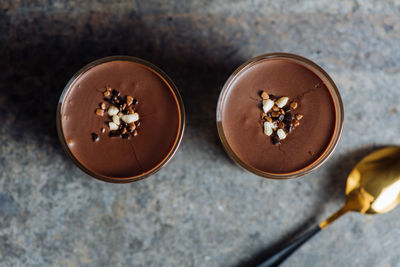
[345,146,400,214]
[257,146,400,267]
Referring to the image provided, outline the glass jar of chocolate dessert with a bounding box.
[216,53,343,179]
[57,56,185,183]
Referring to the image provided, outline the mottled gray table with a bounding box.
[1,1,400,266]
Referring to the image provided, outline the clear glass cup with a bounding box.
[216,53,344,179]
[57,56,185,183]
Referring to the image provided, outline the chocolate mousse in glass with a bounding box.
[57,56,185,183]
[216,53,343,179]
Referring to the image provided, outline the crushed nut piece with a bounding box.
[100,102,107,110]
[133,130,138,136]
[262,99,274,113]
[264,121,273,136]
[265,116,272,123]
[276,97,289,108]
[272,105,280,112]
[104,90,111,97]
[126,95,134,105]
[112,115,120,125]
[261,91,269,100]
[290,101,298,110]
[293,119,300,127]
[128,124,136,132]
[107,106,119,116]
[271,111,280,117]
[278,122,285,129]
[277,129,287,140]
[109,122,118,131]
[101,128,106,133]
[295,114,304,120]
[121,113,139,124]
[95,108,104,116]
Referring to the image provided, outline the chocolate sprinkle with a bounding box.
[91,133,99,142]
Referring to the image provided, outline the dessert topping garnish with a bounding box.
[91,133,99,142]
[93,87,140,140]
[259,91,303,145]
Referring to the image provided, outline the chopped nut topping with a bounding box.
[275,97,289,108]
[277,129,287,140]
[126,95,134,106]
[109,122,118,131]
[121,113,139,124]
[107,106,119,116]
[295,113,304,120]
[261,91,269,100]
[259,93,303,145]
[112,115,120,125]
[95,108,104,116]
[262,99,274,113]
[128,124,136,132]
[264,121,273,136]
[94,87,141,140]
[290,101,298,109]
[271,111,280,117]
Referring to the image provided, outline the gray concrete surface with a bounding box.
[1,1,400,266]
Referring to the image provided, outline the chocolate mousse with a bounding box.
[219,56,339,175]
[58,58,184,181]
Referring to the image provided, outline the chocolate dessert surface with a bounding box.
[60,60,182,179]
[220,58,336,174]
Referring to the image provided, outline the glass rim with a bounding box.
[56,56,186,183]
[216,52,344,179]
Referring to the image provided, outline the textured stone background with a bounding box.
[1,1,400,266]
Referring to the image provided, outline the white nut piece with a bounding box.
[277,129,287,140]
[108,122,119,131]
[107,106,119,116]
[275,97,289,108]
[121,113,139,124]
[112,115,120,125]
[262,99,275,113]
[263,121,273,136]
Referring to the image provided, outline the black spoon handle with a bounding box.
[256,225,321,267]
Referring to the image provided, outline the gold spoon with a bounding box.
[257,146,400,267]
